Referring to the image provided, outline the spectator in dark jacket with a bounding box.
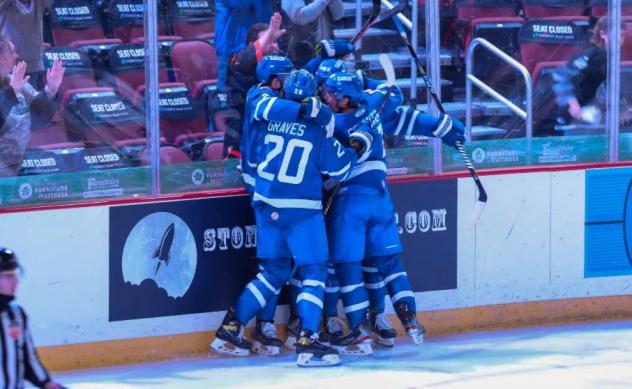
[553,16,627,125]
[222,12,286,158]
[227,12,286,94]
[215,0,275,89]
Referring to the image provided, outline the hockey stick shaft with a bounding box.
[392,17,444,114]
[351,1,408,44]
[392,18,487,204]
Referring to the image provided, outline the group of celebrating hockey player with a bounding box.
[210,16,466,367]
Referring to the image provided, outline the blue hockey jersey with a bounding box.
[240,84,301,193]
[333,84,445,192]
[253,115,357,210]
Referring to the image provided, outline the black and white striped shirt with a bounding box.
[0,302,50,389]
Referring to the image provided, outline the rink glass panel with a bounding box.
[1,1,629,207]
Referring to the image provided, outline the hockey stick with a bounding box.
[392,18,488,227]
[323,54,396,215]
[351,1,408,44]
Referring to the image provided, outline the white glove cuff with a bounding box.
[432,114,453,138]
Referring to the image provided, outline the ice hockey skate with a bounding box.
[210,308,251,357]
[296,330,341,367]
[370,311,397,347]
[330,321,373,355]
[319,315,345,346]
[394,302,425,345]
[250,319,283,356]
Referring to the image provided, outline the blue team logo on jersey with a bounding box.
[121,212,198,298]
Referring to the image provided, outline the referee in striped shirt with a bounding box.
[0,248,62,389]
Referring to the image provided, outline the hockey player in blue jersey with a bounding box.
[237,55,334,356]
[320,72,465,350]
[313,59,400,348]
[212,69,373,367]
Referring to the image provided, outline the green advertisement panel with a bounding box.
[0,135,617,208]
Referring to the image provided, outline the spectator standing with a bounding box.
[0,35,64,177]
[279,0,344,66]
[215,0,275,88]
[223,12,286,158]
[0,247,64,388]
[0,0,52,90]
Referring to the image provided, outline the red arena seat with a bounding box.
[133,83,207,143]
[107,0,145,42]
[141,146,192,165]
[522,0,586,19]
[455,0,518,21]
[519,17,590,76]
[166,0,215,40]
[623,17,632,62]
[107,0,168,42]
[50,0,105,46]
[61,87,144,143]
[590,0,632,17]
[170,39,218,94]
[174,131,224,161]
[204,141,224,161]
[107,43,170,101]
[27,123,72,148]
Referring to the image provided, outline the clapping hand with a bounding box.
[45,59,65,96]
[9,61,29,95]
[260,12,286,54]
[267,12,286,42]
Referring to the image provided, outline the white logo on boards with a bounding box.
[122,212,197,298]
[191,169,205,185]
[396,209,448,234]
[203,225,256,252]
[18,183,33,200]
[472,148,486,164]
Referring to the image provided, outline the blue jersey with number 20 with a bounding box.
[253,116,357,211]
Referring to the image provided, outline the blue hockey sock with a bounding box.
[335,261,369,330]
[234,258,292,325]
[323,264,340,317]
[372,254,416,311]
[256,259,280,321]
[295,264,327,333]
[287,265,302,319]
[362,257,386,313]
[256,291,280,321]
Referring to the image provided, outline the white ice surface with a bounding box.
[51,320,632,389]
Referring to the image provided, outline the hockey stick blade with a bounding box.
[351,2,408,44]
[378,53,396,87]
[456,141,487,228]
[465,200,486,230]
